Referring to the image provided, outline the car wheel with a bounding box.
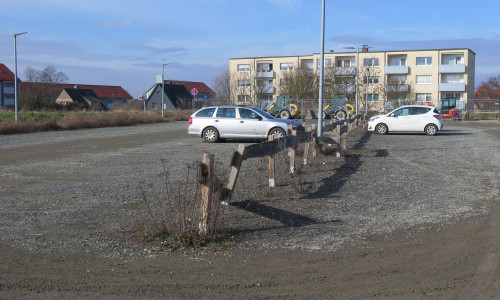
[322,111,330,119]
[375,123,388,135]
[269,127,286,139]
[425,124,438,136]
[280,110,291,119]
[335,110,347,120]
[202,127,219,143]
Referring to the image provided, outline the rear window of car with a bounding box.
[216,108,236,118]
[195,108,215,117]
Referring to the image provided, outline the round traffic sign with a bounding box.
[191,88,198,96]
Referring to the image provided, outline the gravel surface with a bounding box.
[0,120,498,258]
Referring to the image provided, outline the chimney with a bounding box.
[362,47,369,53]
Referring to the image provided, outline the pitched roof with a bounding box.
[164,84,193,100]
[0,64,19,81]
[20,82,132,99]
[165,80,215,95]
[62,88,101,104]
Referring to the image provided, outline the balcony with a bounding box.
[439,64,465,73]
[333,66,356,76]
[439,82,466,92]
[385,65,409,74]
[385,84,409,92]
[255,85,274,94]
[254,70,274,78]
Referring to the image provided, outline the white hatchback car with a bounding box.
[368,105,443,135]
[188,105,302,142]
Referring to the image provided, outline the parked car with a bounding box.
[367,105,443,136]
[188,105,302,142]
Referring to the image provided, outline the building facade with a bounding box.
[0,64,17,109]
[229,48,475,112]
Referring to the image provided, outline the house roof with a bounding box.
[20,82,132,100]
[164,84,193,100]
[0,64,19,81]
[164,80,215,95]
[61,88,102,105]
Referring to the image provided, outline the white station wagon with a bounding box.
[188,105,302,142]
[368,105,443,136]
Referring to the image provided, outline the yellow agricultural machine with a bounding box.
[323,95,354,120]
[266,95,299,119]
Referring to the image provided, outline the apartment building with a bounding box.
[229,48,475,111]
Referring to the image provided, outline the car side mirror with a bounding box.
[257,116,263,120]
[389,113,395,117]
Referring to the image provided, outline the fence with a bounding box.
[197,114,364,233]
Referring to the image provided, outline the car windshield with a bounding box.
[250,107,276,119]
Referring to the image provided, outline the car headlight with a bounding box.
[368,116,379,122]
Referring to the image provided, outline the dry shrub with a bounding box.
[0,118,59,134]
[133,159,229,251]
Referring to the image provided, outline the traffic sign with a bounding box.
[191,88,198,96]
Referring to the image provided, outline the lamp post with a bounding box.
[161,63,170,118]
[14,32,27,123]
[318,0,325,137]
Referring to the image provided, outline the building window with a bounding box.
[388,75,406,84]
[443,74,463,83]
[416,93,432,102]
[336,58,354,68]
[364,76,379,85]
[389,57,407,66]
[316,58,332,67]
[280,78,287,86]
[416,57,432,66]
[444,93,461,100]
[152,103,157,110]
[238,64,250,72]
[257,62,273,72]
[416,75,432,84]
[304,62,314,69]
[364,58,379,67]
[443,55,464,65]
[5,93,13,99]
[367,94,379,102]
[237,95,250,102]
[280,63,293,71]
[238,79,251,87]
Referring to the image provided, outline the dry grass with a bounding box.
[0,110,191,134]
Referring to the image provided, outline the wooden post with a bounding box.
[336,123,341,157]
[311,124,317,158]
[288,129,296,173]
[268,135,275,187]
[223,144,246,204]
[199,152,214,234]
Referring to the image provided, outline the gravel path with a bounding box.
[0,121,498,257]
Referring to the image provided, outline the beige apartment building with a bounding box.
[229,48,475,112]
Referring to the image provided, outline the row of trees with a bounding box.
[211,62,415,107]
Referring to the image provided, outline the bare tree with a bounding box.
[385,76,415,105]
[38,65,69,84]
[211,68,231,100]
[276,67,316,100]
[358,66,384,113]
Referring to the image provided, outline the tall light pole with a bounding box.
[14,32,27,123]
[161,63,170,118]
[342,46,360,115]
[318,0,325,137]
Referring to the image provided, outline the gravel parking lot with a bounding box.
[0,120,498,298]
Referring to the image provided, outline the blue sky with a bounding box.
[1,0,500,98]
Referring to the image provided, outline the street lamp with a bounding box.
[14,32,27,123]
[161,63,170,118]
[318,0,325,137]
